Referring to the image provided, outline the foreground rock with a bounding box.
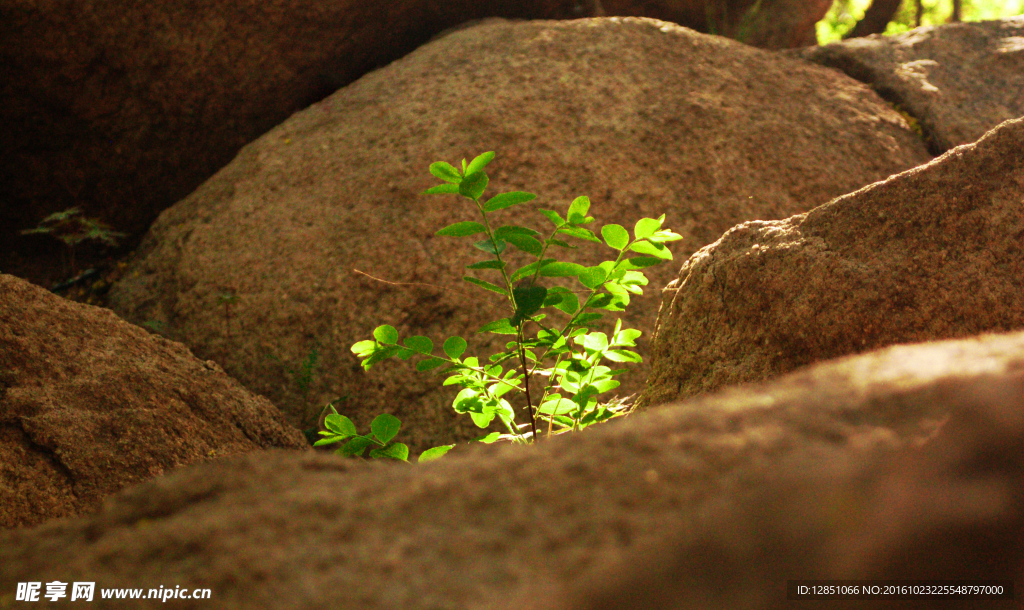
[793,17,1024,154]
[2,330,1022,608]
[640,116,1024,409]
[0,274,307,529]
[0,0,593,285]
[109,17,930,451]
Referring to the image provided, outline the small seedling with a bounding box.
[217,292,240,340]
[321,151,681,461]
[21,207,126,275]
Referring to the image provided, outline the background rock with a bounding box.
[0,0,595,287]
[2,328,1023,608]
[0,274,307,529]
[107,17,931,452]
[599,0,834,48]
[640,116,1024,409]
[792,16,1024,154]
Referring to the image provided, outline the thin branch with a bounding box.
[351,269,446,291]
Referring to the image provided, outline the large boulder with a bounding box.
[0,274,308,529]
[108,17,931,451]
[640,116,1024,409]
[0,0,594,287]
[2,329,1023,608]
[792,17,1024,154]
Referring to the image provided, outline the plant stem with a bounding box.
[517,326,538,442]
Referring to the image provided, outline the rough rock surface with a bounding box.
[640,116,1024,409]
[602,0,833,48]
[0,0,594,286]
[108,17,931,452]
[793,16,1024,154]
[0,274,308,529]
[2,329,1023,609]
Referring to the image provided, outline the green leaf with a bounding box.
[647,229,684,243]
[624,256,664,269]
[453,388,485,413]
[465,151,495,175]
[478,318,517,334]
[475,432,503,444]
[546,238,575,249]
[575,312,603,325]
[467,260,505,270]
[437,221,487,237]
[463,276,508,296]
[557,226,601,243]
[539,396,575,415]
[469,411,495,428]
[443,336,468,359]
[404,336,433,354]
[484,192,537,212]
[429,161,462,184]
[539,209,566,227]
[416,357,447,371]
[351,340,376,357]
[423,183,460,195]
[340,436,375,457]
[370,442,409,461]
[362,344,404,369]
[567,196,591,223]
[613,328,642,346]
[370,413,402,444]
[494,225,540,239]
[324,414,358,437]
[313,435,348,447]
[473,239,506,256]
[538,262,585,278]
[511,285,547,326]
[373,325,398,344]
[629,240,672,260]
[634,217,662,240]
[578,266,608,289]
[510,259,556,283]
[581,332,609,351]
[504,234,543,257]
[605,349,642,363]
[418,445,455,462]
[543,287,579,315]
[601,224,629,250]
[459,171,488,200]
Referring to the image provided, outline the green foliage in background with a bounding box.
[817,0,1024,43]
[20,207,126,275]
[318,151,681,462]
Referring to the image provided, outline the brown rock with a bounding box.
[107,17,930,452]
[573,362,1024,610]
[0,0,594,286]
[640,116,1024,409]
[0,274,308,529]
[792,17,1024,154]
[2,328,1023,609]
[600,0,833,48]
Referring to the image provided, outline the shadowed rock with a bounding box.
[792,16,1024,154]
[0,0,595,286]
[108,17,930,452]
[0,274,308,529]
[640,116,1024,409]
[2,329,1022,608]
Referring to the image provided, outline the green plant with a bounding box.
[20,207,126,275]
[319,151,680,460]
[315,403,453,463]
[216,292,240,340]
